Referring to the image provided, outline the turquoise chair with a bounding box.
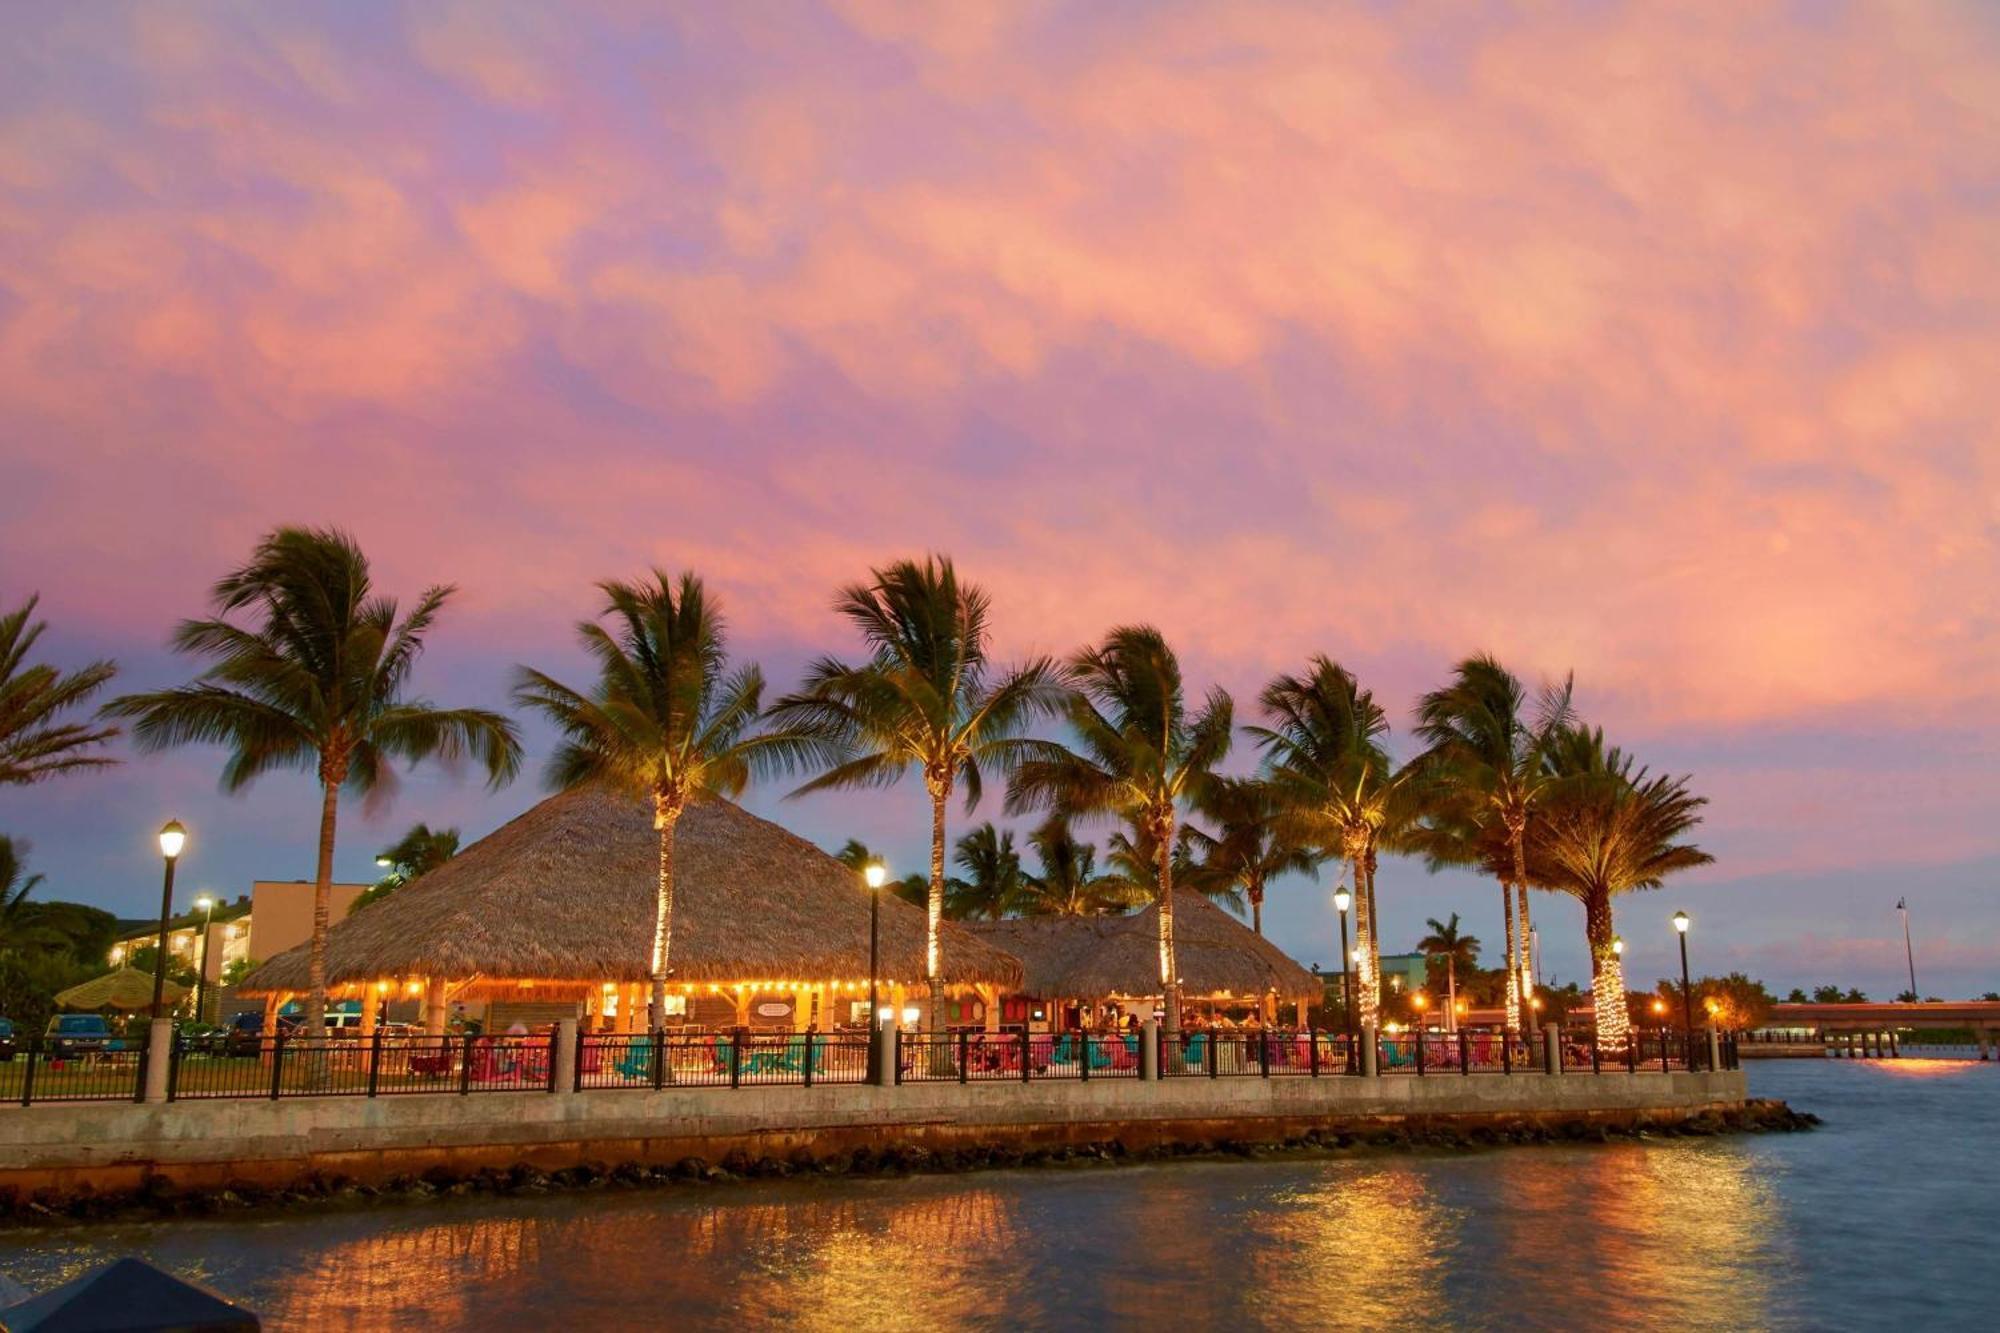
[614,1036,652,1081]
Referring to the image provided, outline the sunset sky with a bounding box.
[3,3,1996,998]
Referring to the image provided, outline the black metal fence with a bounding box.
[2,1023,1739,1106]
[575,1028,870,1091]
[3,1040,147,1104]
[895,1030,1144,1083]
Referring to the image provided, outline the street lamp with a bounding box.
[1673,909,1694,1044]
[192,894,216,1025]
[864,861,887,1051]
[1333,886,1354,1069]
[150,820,187,1020]
[1411,991,1429,1033]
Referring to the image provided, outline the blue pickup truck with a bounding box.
[43,1014,121,1059]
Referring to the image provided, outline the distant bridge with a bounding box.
[1753,1002,2000,1059]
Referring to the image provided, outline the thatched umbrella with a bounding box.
[236,786,1021,994]
[54,967,189,1012]
[965,891,1318,1007]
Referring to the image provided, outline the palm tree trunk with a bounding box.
[1510,832,1533,1011]
[649,796,682,1033]
[306,778,338,1037]
[1351,854,1378,1029]
[1446,958,1458,1034]
[1500,877,1520,1035]
[1516,878,1535,1006]
[927,789,947,1035]
[1586,891,1629,1048]
[1250,881,1263,936]
[1157,813,1181,1035]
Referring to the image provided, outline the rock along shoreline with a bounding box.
[0,1098,1816,1230]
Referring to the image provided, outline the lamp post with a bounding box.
[1896,898,1917,999]
[864,860,887,1031]
[1333,887,1354,1069]
[150,821,187,1020]
[1673,910,1693,1042]
[192,894,216,1025]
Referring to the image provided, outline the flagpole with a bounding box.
[1897,898,1918,999]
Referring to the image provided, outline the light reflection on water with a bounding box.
[0,1060,1993,1331]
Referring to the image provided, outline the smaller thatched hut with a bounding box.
[236,786,1020,1034]
[964,891,1320,1030]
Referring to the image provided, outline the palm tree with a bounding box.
[108,527,520,1033]
[516,570,828,1031]
[1184,777,1321,935]
[1007,625,1233,1033]
[1531,725,1712,1047]
[1416,913,1480,1032]
[1249,656,1401,1028]
[351,823,462,915]
[771,557,1065,1030]
[1413,655,1573,1035]
[1,594,119,787]
[0,836,45,947]
[1106,818,1241,914]
[1016,816,1138,916]
[946,822,1027,920]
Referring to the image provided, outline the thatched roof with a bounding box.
[56,967,189,1011]
[964,891,1318,1002]
[236,786,1021,994]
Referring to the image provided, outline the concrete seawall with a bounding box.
[0,1070,1746,1200]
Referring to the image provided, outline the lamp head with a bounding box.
[376,855,393,869]
[1332,888,1351,914]
[1673,910,1690,934]
[864,861,887,890]
[157,819,187,860]
[194,894,214,912]
[1610,936,1624,955]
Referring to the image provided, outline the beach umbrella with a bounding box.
[0,1257,259,1331]
[51,968,188,1013]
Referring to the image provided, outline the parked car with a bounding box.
[221,1011,301,1057]
[0,1018,14,1062]
[44,1014,114,1058]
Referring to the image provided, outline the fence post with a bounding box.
[1590,1032,1601,1075]
[1020,1028,1031,1084]
[554,1020,577,1095]
[1079,1032,1091,1082]
[142,1017,171,1105]
[1415,1030,1426,1077]
[460,1033,475,1095]
[1458,1031,1470,1076]
[1141,1020,1159,1081]
[1501,1028,1512,1076]
[367,1027,385,1098]
[269,1035,287,1100]
[729,1028,744,1089]
[19,1041,37,1107]
[1360,1020,1379,1078]
[957,1029,969,1085]
[1207,1030,1218,1079]
[1706,1026,1721,1074]
[1661,1030,1671,1075]
[1309,1028,1320,1078]
[654,1029,669,1091]
[166,1034,182,1103]
[805,1027,817,1089]
[1543,1024,1562,1075]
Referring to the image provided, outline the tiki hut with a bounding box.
[964,891,1320,1029]
[236,786,1020,1034]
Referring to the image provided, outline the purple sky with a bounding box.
[2,3,1996,998]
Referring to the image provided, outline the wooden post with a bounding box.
[423,978,446,1035]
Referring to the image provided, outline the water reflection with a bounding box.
[1,1062,1993,1331]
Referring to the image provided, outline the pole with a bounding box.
[867,885,881,1072]
[150,855,179,1020]
[193,900,215,1026]
[1898,899,1918,999]
[1677,929,1694,1042]
[1338,906,1354,1072]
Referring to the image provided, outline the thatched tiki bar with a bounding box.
[964,892,1320,1031]
[236,787,1021,1036]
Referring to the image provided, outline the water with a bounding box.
[0,1060,1991,1331]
